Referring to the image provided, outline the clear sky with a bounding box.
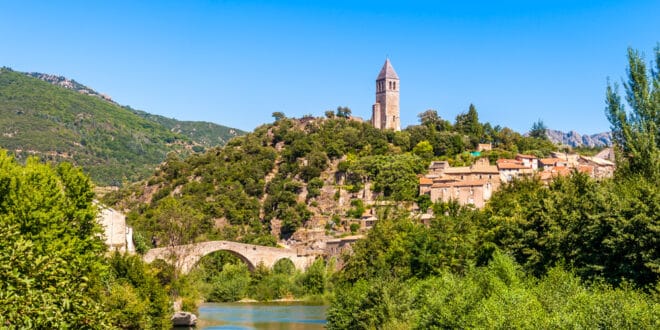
[1,1,659,134]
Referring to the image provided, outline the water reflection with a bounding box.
[197,302,327,330]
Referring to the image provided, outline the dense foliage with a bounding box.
[0,68,241,186]
[0,151,171,328]
[0,152,110,327]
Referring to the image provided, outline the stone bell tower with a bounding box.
[372,59,400,131]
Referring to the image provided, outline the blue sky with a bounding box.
[1,1,659,134]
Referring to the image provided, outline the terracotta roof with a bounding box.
[434,176,459,183]
[554,166,572,176]
[539,171,554,180]
[431,179,488,188]
[470,165,499,174]
[539,158,566,165]
[497,158,522,164]
[444,166,472,174]
[577,165,594,174]
[498,162,528,170]
[376,59,399,80]
[419,177,433,185]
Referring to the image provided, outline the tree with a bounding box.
[0,152,111,327]
[606,46,660,179]
[455,104,484,147]
[412,140,434,160]
[272,111,286,121]
[529,119,548,140]
[336,106,352,118]
[418,109,451,131]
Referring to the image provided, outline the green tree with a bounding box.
[208,263,251,302]
[455,104,483,142]
[412,140,434,160]
[0,152,111,328]
[529,119,548,140]
[336,106,352,118]
[606,46,660,179]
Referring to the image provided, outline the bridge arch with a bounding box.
[143,240,316,274]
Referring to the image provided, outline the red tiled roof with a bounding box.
[539,158,565,165]
[431,179,488,188]
[577,165,594,174]
[497,158,522,164]
[554,166,571,176]
[419,177,433,185]
[498,163,528,170]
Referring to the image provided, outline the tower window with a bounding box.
[393,82,396,90]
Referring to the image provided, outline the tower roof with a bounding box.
[377,59,399,80]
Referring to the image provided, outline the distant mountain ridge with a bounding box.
[0,67,244,186]
[546,129,612,148]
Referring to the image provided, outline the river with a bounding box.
[194,302,327,329]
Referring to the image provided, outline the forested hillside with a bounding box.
[105,106,557,250]
[0,68,242,186]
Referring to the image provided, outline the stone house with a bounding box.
[515,154,538,170]
[420,158,499,208]
[578,156,615,179]
[497,159,533,182]
[429,179,493,208]
[539,158,569,170]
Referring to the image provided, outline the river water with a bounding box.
[195,302,327,329]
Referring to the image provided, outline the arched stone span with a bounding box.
[143,241,316,274]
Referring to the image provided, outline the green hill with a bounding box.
[0,67,243,186]
[104,110,557,248]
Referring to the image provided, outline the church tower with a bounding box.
[372,59,400,131]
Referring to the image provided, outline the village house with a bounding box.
[515,154,538,170]
[420,158,499,208]
[539,157,569,170]
[428,179,493,208]
[497,159,534,182]
[578,156,615,179]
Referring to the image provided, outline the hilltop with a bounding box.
[104,107,558,250]
[0,68,243,186]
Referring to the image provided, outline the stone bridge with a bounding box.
[143,241,318,274]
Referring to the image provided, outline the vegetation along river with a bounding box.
[195,302,327,329]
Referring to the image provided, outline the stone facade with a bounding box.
[372,59,400,131]
[97,204,134,253]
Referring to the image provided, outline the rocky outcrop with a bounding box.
[26,72,114,102]
[545,129,612,148]
[171,312,197,327]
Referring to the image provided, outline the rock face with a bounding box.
[171,312,197,326]
[545,129,612,148]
